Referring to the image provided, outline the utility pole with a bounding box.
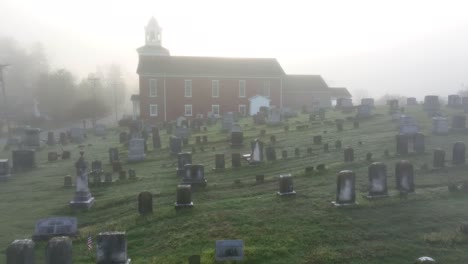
[113,80,118,125]
[0,64,10,136]
[87,74,99,128]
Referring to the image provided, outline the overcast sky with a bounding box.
[2,0,468,98]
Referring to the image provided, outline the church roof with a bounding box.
[283,75,329,92]
[329,87,352,98]
[137,45,170,56]
[137,56,285,77]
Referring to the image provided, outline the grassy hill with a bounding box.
[1,105,468,263]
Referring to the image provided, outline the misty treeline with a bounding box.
[0,37,127,126]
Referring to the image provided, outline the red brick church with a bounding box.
[136,17,350,123]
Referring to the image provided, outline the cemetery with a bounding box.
[1,104,468,263]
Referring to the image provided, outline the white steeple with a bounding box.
[145,17,162,46]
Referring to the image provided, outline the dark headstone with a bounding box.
[260,129,266,136]
[169,137,183,155]
[270,135,276,144]
[104,173,112,184]
[366,152,372,162]
[112,161,122,173]
[47,131,55,146]
[64,175,73,188]
[91,160,103,173]
[451,115,466,130]
[313,135,322,145]
[231,153,241,168]
[175,184,193,208]
[12,150,35,170]
[316,164,326,170]
[336,119,344,132]
[452,142,466,165]
[281,150,288,159]
[214,154,225,170]
[195,136,201,144]
[367,162,388,198]
[396,134,409,155]
[96,232,130,264]
[152,127,161,149]
[128,169,136,180]
[395,160,415,193]
[6,239,35,264]
[294,148,300,157]
[61,151,71,160]
[266,146,277,161]
[32,217,78,241]
[344,147,354,162]
[202,135,208,144]
[433,149,445,168]
[45,236,72,264]
[138,191,153,215]
[108,148,119,164]
[305,166,314,174]
[334,170,356,205]
[277,174,296,195]
[231,131,244,147]
[177,152,192,177]
[413,133,425,153]
[48,152,58,162]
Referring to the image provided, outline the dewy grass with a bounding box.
[1,105,468,263]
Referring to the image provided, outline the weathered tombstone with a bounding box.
[214,154,225,170]
[119,132,128,144]
[152,127,161,149]
[94,124,107,137]
[177,152,192,177]
[356,104,372,119]
[0,159,10,180]
[64,175,73,188]
[96,232,130,264]
[112,161,122,173]
[128,169,136,180]
[231,153,241,168]
[256,175,264,183]
[69,127,85,144]
[305,166,314,174]
[182,164,207,188]
[48,152,58,162]
[395,160,415,193]
[336,119,344,132]
[6,239,35,264]
[433,149,445,168]
[267,107,282,125]
[265,146,277,161]
[399,115,420,135]
[424,95,440,114]
[335,140,342,149]
[361,98,375,107]
[413,133,425,153]
[294,148,300,157]
[277,174,296,195]
[250,139,264,164]
[406,97,417,105]
[367,162,388,198]
[174,127,191,141]
[23,128,41,149]
[366,152,372,162]
[353,120,359,129]
[344,147,354,162]
[333,170,356,206]
[316,164,326,170]
[12,150,35,170]
[138,191,153,215]
[452,142,466,165]
[448,94,462,107]
[108,148,119,164]
[221,112,235,132]
[32,217,78,240]
[61,151,71,160]
[47,131,55,146]
[45,236,72,264]
[169,136,183,155]
[396,134,409,155]
[432,117,449,135]
[91,160,103,173]
[69,152,94,209]
[231,131,244,147]
[313,135,322,145]
[59,132,68,145]
[128,138,146,162]
[175,184,193,208]
[215,240,244,262]
[451,115,466,131]
[195,136,201,145]
[281,150,288,159]
[202,135,208,144]
[92,172,101,185]
[188,255,201,264]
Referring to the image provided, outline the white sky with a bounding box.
[2,0,468,98]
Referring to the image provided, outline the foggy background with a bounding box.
[2,0,468,103]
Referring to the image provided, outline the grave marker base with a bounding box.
[331,201,358,207]
[174,202,194,209]
[364,194,388,200]
[277,191,296,196]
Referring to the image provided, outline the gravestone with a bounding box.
[424,95,440,114]
[127,138,146,162]
[413,133,425,153]
[91,160,103,173]
[333,170,356,206]
[214,154,225,170]
[323,143,329,152]
[12,150,35,171]
[277,174,296,195]
[215,240,244,262]
[91,172,102,185]
[231,131,244,147]
[96,232,131,264]
[250,140,264,164]
[451,115,466,131]
[48,152,58,162]
[202,135,208,144]
[344,147,354,162]
[175,184,194,208]
[231,153,241,168]
[395,160,415,193]
[152,127,161,149]
[108,148,119,164]
[294,148,300,157]
[266,146,277,161]
[356,104,372,119]
[169,137,183,155]
[313,135,322,145]
[177,152,192,177]
[61,151,71,160]
[59,132,68,145]
[221,112,235,132]
[305,166,314,174]
[361,98,375,108]
[94,124,107,137]
[366,152,372,161]
[47,131,55,146]
[281,150,288,159]
[64,175,73,188]
[336,119,344,132]
[432,117,449,135]
[270,135,276,144]
[69,152,95,210]
[128,119,143,139]
[388,99,399,114]
[138,191,153,215]
[195,136,201,144]
[406,97,417,105]
[433,149,445,168]
[399,115,420,135]
[367,162,388,198]
[448,94,462,107]
[45,236,72,264]
[267,107,282,125]
[396,134,409,155]
[112,161,122,173]
[128,169,136,180]
[119,132,128,144]
[6,239,35,264]
[174,127,191,140]
[452,142,466,165]
[0,159,10,180]
[335,140,342,149]
[316,164,326,170]
[32,217,78,241]
[23,128,41,149]
[69,127,85,144]
[182,164,207,188]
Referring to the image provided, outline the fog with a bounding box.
[2,0,468,100]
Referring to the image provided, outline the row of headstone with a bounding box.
[399,115,420,135]
[395,133,425,155]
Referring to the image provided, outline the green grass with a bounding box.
[1,105,468,263]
